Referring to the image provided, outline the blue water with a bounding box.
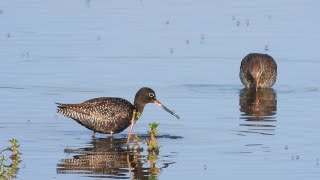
[1,0,320,179]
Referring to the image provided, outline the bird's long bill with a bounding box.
[153,99,180,119]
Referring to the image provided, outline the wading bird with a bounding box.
[240,53,277,91]
[56,87,179,144]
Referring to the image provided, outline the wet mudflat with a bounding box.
[1,0,320,179]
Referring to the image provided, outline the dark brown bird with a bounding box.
[240,53,277,91]
[56,87,179,144]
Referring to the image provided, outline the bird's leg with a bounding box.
[127,110,136,146]
[92,132,96,138]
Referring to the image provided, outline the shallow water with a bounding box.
[1,0,320,179]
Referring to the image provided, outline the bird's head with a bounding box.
[134,87,180,119]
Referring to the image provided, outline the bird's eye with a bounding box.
[148,93,155,98]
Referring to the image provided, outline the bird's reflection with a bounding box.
[57,136,175,179]
[239,88,277,135]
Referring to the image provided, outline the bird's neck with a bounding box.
[134,103,145,119]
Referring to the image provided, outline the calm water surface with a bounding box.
[1,0,320,179]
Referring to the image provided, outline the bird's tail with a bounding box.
[55,102,90,119]
[56,102,71,116]
[55,102,63,107]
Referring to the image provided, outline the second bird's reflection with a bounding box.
[239,88,277,135]
[57,137,175,179]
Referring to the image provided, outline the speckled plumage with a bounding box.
[240,53,277,89]
[56,87,179,136]
[57,98,134,134]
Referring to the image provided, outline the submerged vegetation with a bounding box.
[0,139,21,180]
[127,122,161,179]
[147,122,160,151]
[146,123,160,179]
[147,150,160,180]
[130,122,161,151]
[131,133,142,150]
[128,122,161,179]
